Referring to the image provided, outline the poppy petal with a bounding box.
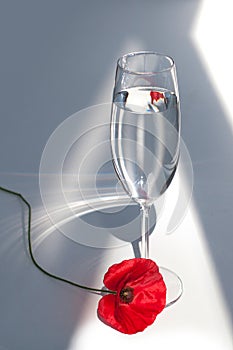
[97,294,125,333]
[116,303,156,334]
[104,258,158,290]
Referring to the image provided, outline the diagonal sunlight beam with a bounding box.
[191,0,233,132]
[67,33,233,348]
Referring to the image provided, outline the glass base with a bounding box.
[160,267,183,307]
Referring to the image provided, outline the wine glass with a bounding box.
[110,51,182,304]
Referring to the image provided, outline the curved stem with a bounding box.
[140,205,150,258]
[0,186,116,295]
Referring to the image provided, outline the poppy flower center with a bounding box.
[120,286,134,303]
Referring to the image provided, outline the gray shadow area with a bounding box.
[0,191,87,350]
[0,0,233,348]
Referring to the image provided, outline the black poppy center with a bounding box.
[120,286,134,303]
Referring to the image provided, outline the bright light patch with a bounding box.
[191,0,233,131]
[66,33,233,348]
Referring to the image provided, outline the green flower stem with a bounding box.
[0,186,116,295]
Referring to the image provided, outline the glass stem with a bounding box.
[140,205,150,258]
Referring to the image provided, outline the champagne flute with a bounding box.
[110,51,180,259]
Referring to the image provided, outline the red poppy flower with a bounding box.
[97,258,166,334]
[150,90,164,103]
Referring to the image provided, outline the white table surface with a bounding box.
[0,1,233,349]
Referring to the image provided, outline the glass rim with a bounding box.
[117,51,175,75]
